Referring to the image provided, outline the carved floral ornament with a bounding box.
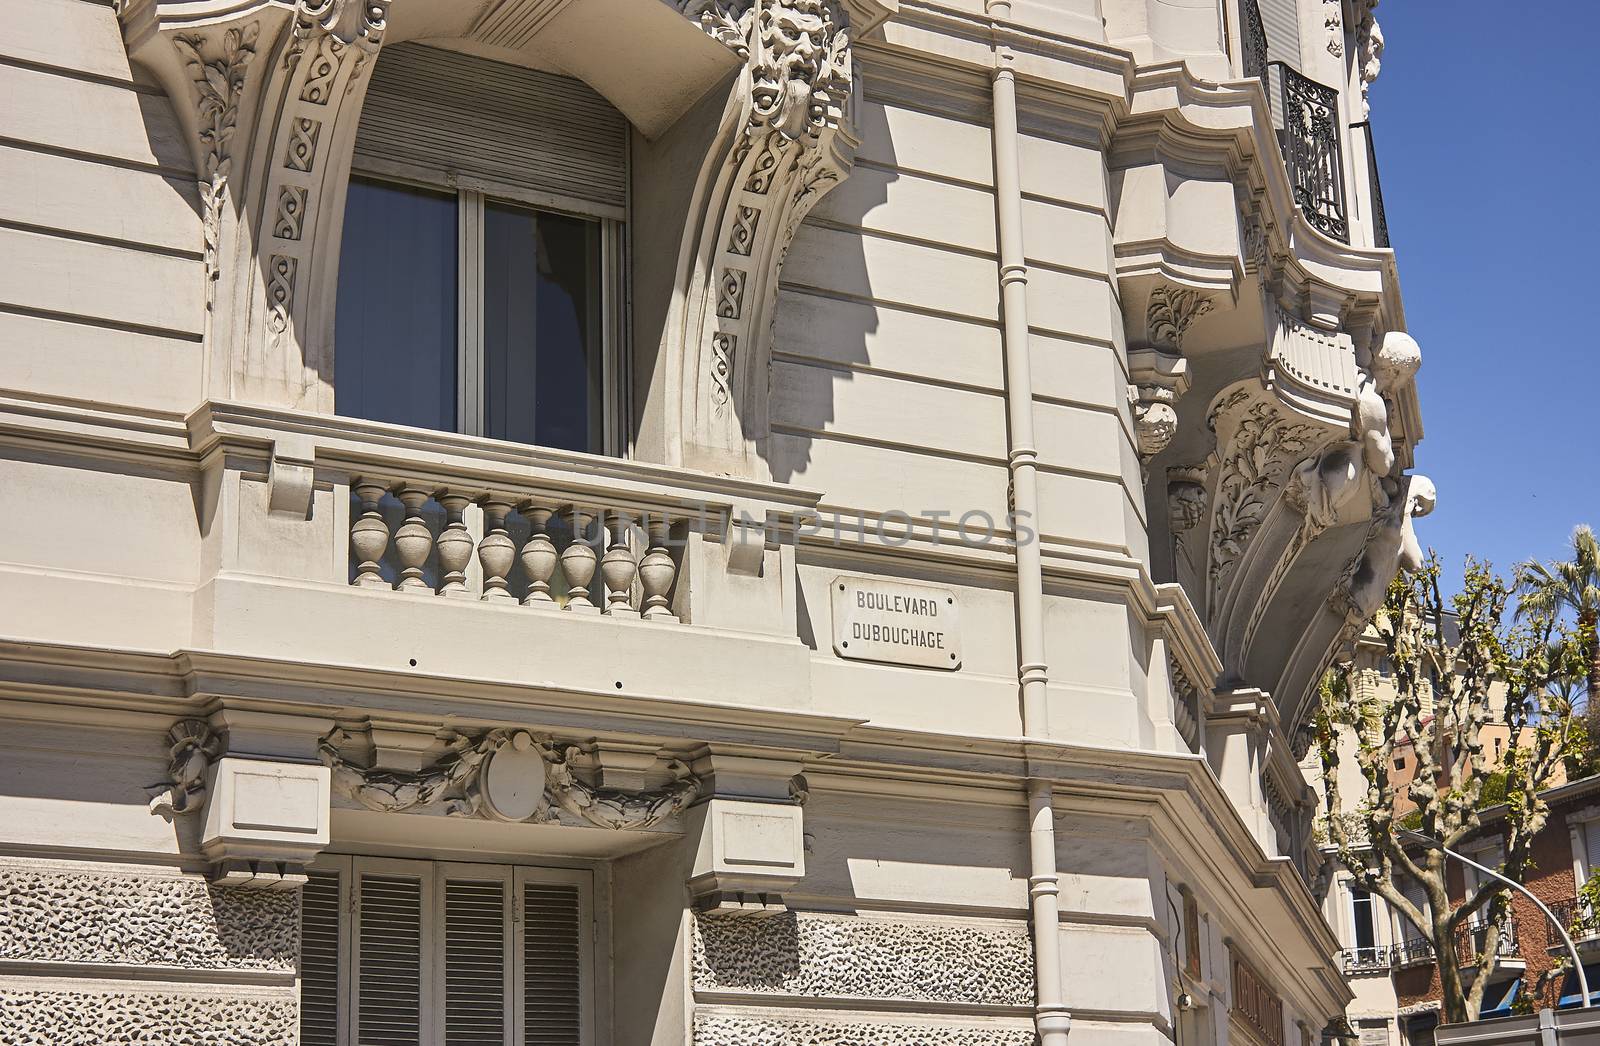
[147,719,224,816]
[318,728,702,830]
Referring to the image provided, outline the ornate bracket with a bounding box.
[320,728,702,831]
[671,0,859,477]
[119,0,391,411]
[147,719,223,816]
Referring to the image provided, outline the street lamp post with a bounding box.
[1396,828,1591,1010]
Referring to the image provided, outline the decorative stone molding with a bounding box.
[1128,348,1191,469]
[1352,0,1383,118]
[693,1013,1037,1046]
[0,862,296,972]
[670,0,860,477]
[0,987,296,1046]
[1147,285,1214,352]
[1205,386,1321,619]
[693,911,1033,1005]
[320,727,702,830]
[689,797,806,912]
[147,718,222,816]
[1169,655,1202,753]
[1323,0,1343,57]
[118,0,393,411]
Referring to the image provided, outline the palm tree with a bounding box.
[1518,525,1600,718]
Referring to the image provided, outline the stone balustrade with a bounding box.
[347,479,683,620]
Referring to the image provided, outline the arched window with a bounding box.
[334,44,626,455]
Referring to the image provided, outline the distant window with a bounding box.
[1350,885,1376,952]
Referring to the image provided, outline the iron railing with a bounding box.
[1274,62,1349,243]
[1455,917,1519,966]
[1339,937,1435,975]
[1549,897,1600,943]
[1352,120,1390,248]
[1239,0,1269,87]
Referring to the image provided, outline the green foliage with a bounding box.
[1476,771,1508,809]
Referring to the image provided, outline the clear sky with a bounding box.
[1372,1,1596,582]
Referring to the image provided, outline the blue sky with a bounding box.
[1372,1,1596,581]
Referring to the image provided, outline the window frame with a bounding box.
[343,156,629,458]
[306,854,597,1046]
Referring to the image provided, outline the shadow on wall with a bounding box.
[758,94,895,485]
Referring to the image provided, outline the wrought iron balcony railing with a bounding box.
[1352,120,1390,248]
[1455,917,1519,966]
[1239,0,1269,87]
[1272,62,1349,244]
[1339,937,1435,975]
[1548,897,1600,944]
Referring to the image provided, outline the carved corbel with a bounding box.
[117,0,391,411]
[147,719,223,816]
[1128,349,1190,470]
[671,0,859,478]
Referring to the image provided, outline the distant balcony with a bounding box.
[1548,897,1600,950]
[1455,918,1519,967]
[1339,936,1435,976]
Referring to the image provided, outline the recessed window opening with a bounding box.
[334,44,625,457]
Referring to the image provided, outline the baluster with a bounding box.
[638,517,678,621]
[518,503,558,608]
[600,511,640,618]
[559,507,599,614]
[350,481,391,589]
[391,485,435,592]
[435,491,475,599]
[478,496,517,603]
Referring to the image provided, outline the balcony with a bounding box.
[1338,936,1435,976]
[1548,897,1600,951]
[1270,62,1349,244]
[1455,917,1519,967]
[1352,120,1391,249]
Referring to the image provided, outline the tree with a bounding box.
[1317,556,1588,1024]
[1519,525,1600,724]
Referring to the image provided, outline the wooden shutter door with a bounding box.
[440,866,512,1046]
[301,863,347,1046]
[1584,822,1600,881]
[515,869,589,1046]
[355,861,432,1046]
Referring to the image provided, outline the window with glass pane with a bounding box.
[336,180,607,454]
[483,203,602,451]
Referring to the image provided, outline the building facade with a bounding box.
[0,0,1424,1044]
[1325,773,1600,1046]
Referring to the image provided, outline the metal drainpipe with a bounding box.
[986,5,1071,1043]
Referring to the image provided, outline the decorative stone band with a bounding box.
[694,1012,1037,1046]
[0,860,297,974]
[693,912,1034,1008]
[320,727,702,830]
[0,981,295,1046]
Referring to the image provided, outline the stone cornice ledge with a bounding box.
[190,401,824,527]
[868,2,1404,329]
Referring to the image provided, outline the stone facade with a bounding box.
[0,0,1420,1043]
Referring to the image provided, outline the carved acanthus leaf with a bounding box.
[319,728,701,830]
[1147,285,1214,352]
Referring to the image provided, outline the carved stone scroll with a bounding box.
[147,719,223,816]
[670,0,859,477]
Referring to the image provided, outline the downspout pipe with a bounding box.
[986,7,1071,1043]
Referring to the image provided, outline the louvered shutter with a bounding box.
[355,44,627,217]
[522,880,583,1046]
[1585,822,1600,880]
[300,869,343,1046]
[359,873,426,1046]
[1256,0,1301,67]
[445,877,509,1046]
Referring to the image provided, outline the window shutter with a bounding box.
[522,881,582,1046]
[300,870,343,1046]
[444,877,508,1046]
[355,44,627,217]
[1585,823,1600,880]
[1256,0,1301,67]
[359,873,426,1046]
